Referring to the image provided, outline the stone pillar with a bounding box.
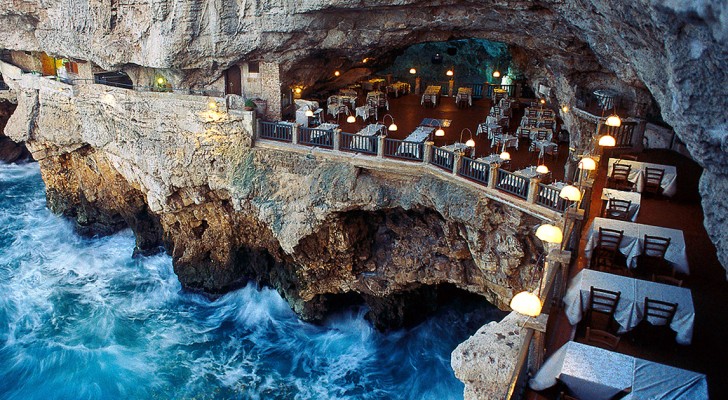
[448,79,454,97]
[423,141,433,164]
[260,62,282,120]
[415,77,421,95]
[527,177,541,203]
[488,164,499,187]
[377,135,386,158]
[453,151,463,175]
[291,124,299,145]
[333,129,341,151]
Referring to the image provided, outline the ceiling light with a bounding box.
[334,70,340,77]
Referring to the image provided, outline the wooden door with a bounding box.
[40,53,57,76]
[225,66,242,95]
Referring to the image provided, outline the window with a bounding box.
[248,62,260,74]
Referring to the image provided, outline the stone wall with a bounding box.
[260,61,281,119]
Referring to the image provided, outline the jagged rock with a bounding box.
[452,312,530,400]
[0,99,31,162]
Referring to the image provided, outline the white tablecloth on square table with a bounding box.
[584,217,689,275]
[491,134,519,150]
[602,188,642,221]
[562,269,695,344]
[396,126,433,157]
[441,142,469,152]
[517,126,553,141]
[531,140,557,158]
[607,158,678,197]
[456,87,473,106]
[355,105,376,121]
[530,341,707,399]
[349,124,384,151]
[477,122,501,138]
[421,86,441,105]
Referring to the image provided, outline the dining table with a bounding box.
[530,140,557,158]
[349,123,384,152]
[421,86,442,106]
[563,269,695,344]
[477,122,501,139]
[601,188,642,221]
[491,134,519,150]
[456,87,473,106]
[355,105,376,121]
[607,158,678,197]
[396,126,434,158]
[530,341,707,399]
[584,217,690,275]
[517,126,554,141]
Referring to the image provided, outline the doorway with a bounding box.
[225,66,242,95]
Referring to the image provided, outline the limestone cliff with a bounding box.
[3,79,550,329]
[1,0,725,272]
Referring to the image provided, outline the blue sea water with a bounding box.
[0,162,500,400]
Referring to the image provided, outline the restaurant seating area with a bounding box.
[525,148,725,399]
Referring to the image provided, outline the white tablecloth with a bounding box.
[456,87,473,106]
[562,269,695,344]
[584,217,690,275]
[421,86,441,106]
[607,158,678,197]
[349,124,383,151]
[602,188,642,221]
[531,140,557,158]
[441,142,469,152]
[530,342,707,399]
[355,105,376,121]
[491,134,519,150]
[396,126,433,157]
[477,122,501,139]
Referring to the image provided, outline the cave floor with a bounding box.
[527,148,726,399]
[322,91,569,182]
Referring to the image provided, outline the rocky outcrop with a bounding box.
[0,99,30,162]
[1,0,725,271]
[452,311,530,400]
[2,77,550,329]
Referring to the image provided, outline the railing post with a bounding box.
[377,135,386,159]
[423,141,434,164]
[453,151,462,176]
[254,118,261,146]
[291,124,299,145]
[333,129,341,152]
[488,164,499,188]
[527,177,540,204]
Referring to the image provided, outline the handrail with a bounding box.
[495,169,529,199]
[503,328,535,400]
[430,146,455,171]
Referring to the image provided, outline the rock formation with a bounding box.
[0,99,31,162]
[1,0,725,271]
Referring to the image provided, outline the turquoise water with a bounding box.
[0,162,500,400]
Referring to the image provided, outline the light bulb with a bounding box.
[347,115,356,123]
[466,138,475,147]
[409,68,416,74]
[578,157,596,170]
[510,291,542,317]
[605,114,621,127]
[334,70,340,77]
[435,128,445,137]
[492,70,501,78]
[561,105,569,113]
[598,135,616,147]
[499,151,511,161]
[536,164,549,174]
[388,123,398,132]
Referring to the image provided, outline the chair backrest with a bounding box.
[586,327,621,350]
[542,120,555,129]
[644,297,677,326]
[643,235,671,258]
[652,274,683,287]
[544,143,558,156]
[528,109,538,118]
[611,163,631,180]
[536,130,548,141]
[606,199,631,221]
[589,286,621,316]
[620,154,638,161]
[327,95,340,105]
[519,128,531,138]
[528,118,538,126]
[644,167,665,193]
[597,227,624,251]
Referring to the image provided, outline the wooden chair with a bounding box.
[620,154,639,161]
[590,228,625,273]
[652,274,683,287]
[644,167,665,196]
[633,297,678,345]
[543,143,559,161]
[586,327,621,350]
[604,199,631,221]
[607,163,633,191]
[586,286,621,333]
[535,130,548,141]
[636,235,673,278]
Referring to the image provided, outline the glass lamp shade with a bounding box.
[605,114,622,127]
[334,70,341,77]
[598,135,616,147]
[409,68,417,74]
[536,224,563,244]
[435,128,445,137]
[305,109,314,117]
[446,69,454,77]
[510,291,542,317]
[499,151,511,161]
[559,185,582,201]
[492,70,501,78]
[388,123,398,132]
[466,138,476,147]
[536,164,549,174]
[578,157,596,171]
[346,115,356,123]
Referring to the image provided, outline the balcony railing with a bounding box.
[495,169,529,199]
[536,183,571,212]
[383,138,424,161]
[430,147,455,172]
[259,121,293,142]
[459,157,490,185]
[340,132,378,155]
[298,127,334,148]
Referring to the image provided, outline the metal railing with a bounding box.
[536,183,571,212]
[495,169,529,199]
[340,132,378,155]
[298,127,334,148]
[459,157,491,185]
[599,121,637,149]
[383,138,424,161]
[259,121,293,142]
[430,147,455,171]
[465,83,484,99]
[485,84,518,98]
